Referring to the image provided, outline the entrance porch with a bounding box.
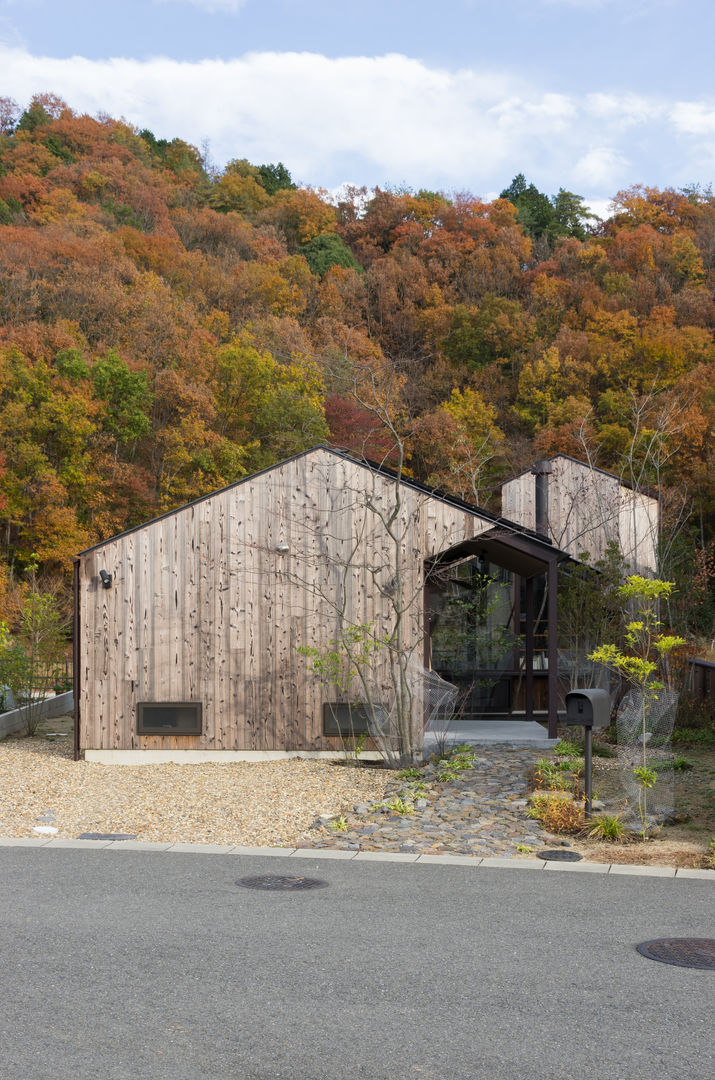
[425,528,571,741]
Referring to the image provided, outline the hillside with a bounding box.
[0,94,713,633]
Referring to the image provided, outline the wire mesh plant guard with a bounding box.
[616,687,678,831]
[357,661,458,767]
[421,667,459,754]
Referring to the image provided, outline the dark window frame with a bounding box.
[322,702,388,737]
[137,701,203,736]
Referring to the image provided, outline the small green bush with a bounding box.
[554,739,581,757]
[587,814,627,841]
[558,756,585,772]
[673,726,714,748]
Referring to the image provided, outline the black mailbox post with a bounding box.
[565,689,611,817]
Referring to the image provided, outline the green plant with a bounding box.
[444,749,476,770]
[436,747,476,782]
[673,726,715,748]
[558,756,585,772]
[633,765,657,788]
[589,575,685,833]
[703,838,715,870]
[344,733,367,767]
[532,760,567,791]
[652,756,693,772]
[554,739,582,757]
[516,844,532,854]
[397,767,422,779]
[385,796,414,815]
[402,781,427,797]
[0,561,67,737]
[586,814,627,841]
[331,815,349,832]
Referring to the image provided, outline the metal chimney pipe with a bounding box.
[531,460,552,537]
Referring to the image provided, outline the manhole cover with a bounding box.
[236,874,329,892]
[636,938,715,970]
[538,849,583,862]
[78,833,137,841]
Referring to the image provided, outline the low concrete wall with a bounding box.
[84,747,383,764]
[0,691,74,739]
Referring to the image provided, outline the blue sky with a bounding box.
[1,0,713,213]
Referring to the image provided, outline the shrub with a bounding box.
[527,793,584,833]
[673,726,714,748]
[554,739,581,757]
[532,759,579,792]
[558,756,585,772]
[587,814,627,841]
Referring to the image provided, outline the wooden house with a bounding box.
[74,447,573,762]
[501,455,659,573]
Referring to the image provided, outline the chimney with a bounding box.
[531,460,552,537]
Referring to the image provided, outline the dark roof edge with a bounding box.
[77,444,571,560]
[501,453,659,499]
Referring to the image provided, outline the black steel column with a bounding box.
[547,555,559,739]
[72,558,80,761]
[525,575,534,722]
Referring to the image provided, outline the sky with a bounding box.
[1,0,714,214]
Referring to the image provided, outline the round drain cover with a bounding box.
[636,938,715,970]
[236,874,329,892]
[538,849,583,862]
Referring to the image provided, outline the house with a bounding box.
[73,447,624,763]
[501,455,659,573]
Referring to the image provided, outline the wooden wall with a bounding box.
[501,456,658,572]
[79,449,490,750]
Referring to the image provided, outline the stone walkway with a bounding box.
[302,746,551,857]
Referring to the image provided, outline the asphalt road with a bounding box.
[0,850,712,1080]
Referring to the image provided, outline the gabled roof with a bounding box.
[77,444,573,560]
[501,453,658,500]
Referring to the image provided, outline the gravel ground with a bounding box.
[0,733,391,846]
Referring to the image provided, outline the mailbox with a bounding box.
[565,688,610,729]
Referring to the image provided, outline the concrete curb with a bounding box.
[1,835,713,879]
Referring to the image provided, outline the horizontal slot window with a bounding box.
[137,702,202,736]
[322,702,388,737]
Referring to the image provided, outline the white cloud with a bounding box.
[0,44,712,203]
[670,101,715,136]
[571,147,629,188]
[583,198,612,220]
[587,92,664,127]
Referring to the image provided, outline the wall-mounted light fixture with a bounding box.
[275,542,290,555]
[99,569,112,589]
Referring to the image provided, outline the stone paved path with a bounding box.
[301,746,551,857]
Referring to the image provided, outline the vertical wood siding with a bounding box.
[79,449,489,751]
[501,456,657,572]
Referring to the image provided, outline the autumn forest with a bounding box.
[0,94,713,640]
